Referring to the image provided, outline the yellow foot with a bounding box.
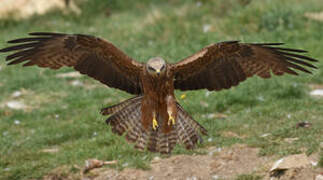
[152,117,158,130]
[167,111,176,126]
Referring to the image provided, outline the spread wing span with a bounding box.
[0,32,143,94]
[171,41,318,91]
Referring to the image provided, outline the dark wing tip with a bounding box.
[251,42,318,75]
[7,37,50,44]
[29,32,65,36]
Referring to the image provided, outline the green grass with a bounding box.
[0,0,323,179]
[235,174,262,180]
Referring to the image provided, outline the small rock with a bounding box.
[14,120,20,125]
[260,133,271,137]
[71,80,83,86]
[152,156,161,163]
[4,168,10,171]
[270,153,311,175]
[316,174,323,180]
[296,121,312,128]
[212,175,220,180]
[257,95,265,102]
[203,24,211,33]
[6,100,26,110]
[122,162,129,167]
[148,176,154,180]
[56,71,82,78]
[311,161,318,167]
[310,89,323,97]
[208,147,222,156]
[11,91,22,97]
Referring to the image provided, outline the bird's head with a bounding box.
[146,57,166,77]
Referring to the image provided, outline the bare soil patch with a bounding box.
[43,144,323,180]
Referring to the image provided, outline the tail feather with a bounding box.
[106,96,151,151]
[156,129,177,154]
[106,97,142,135]
[147,129,159,152]
[177,103,208,136]
[176,103,207,149]
[104,97,207,154]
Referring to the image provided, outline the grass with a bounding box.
[235,174,262,180]
[0,0,323,179]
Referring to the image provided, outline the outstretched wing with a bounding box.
[170,41,318,91]
[0,32,144,94]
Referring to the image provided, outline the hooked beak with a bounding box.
[156,69,160,76]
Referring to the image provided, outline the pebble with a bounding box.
[6,100,26,110]
[71,80,83,86]
[11,91,22,97]
[203,24,211,33]
[316,174,323,180]
[310,89,323,97]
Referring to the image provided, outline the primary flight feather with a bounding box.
[0,32,317,153]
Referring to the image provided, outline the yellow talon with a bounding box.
[152,117,158,130]
[168,111,176,126]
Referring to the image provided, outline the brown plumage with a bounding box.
[0,32,318,154]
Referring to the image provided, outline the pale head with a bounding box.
[146,57,166,76]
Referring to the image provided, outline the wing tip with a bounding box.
[29,32,65,36]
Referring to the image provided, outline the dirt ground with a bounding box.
[44,144,322,180]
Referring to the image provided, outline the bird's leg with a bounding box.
[152,112,158,130]
[167,110,176,126]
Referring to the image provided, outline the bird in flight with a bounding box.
[0,32,318,154]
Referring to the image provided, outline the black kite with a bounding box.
[0,32,318,153]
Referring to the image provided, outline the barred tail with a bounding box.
[102,98,207,154]
[175,103,208,149]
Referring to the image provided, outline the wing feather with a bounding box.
[0,32,144,94]
[170,41,318,91]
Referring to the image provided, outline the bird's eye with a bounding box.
[148,66,155,71]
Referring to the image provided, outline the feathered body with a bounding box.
[102,63,207,153]
[0,32,318,154]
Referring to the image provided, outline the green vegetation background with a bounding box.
[0,0,322,179]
